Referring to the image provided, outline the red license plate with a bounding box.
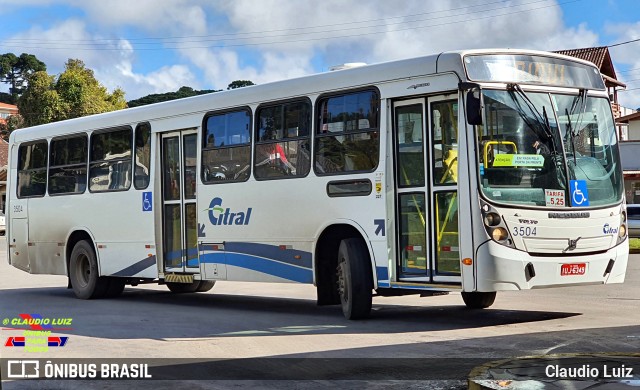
[561,263,586,276]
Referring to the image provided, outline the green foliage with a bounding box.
[0,92,15,105]
[0,113,25,140]
[127,86,220,108]
[18,59,126,127]
[227,80,255,90]
[0,53,46,99]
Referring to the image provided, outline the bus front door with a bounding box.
[161,130,199,275]
[393,96,461,284]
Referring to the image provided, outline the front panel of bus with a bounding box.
[462,53,628,291]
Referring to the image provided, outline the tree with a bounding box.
[0,53,47,103]
[127,86,220,108]
[0,114,25,140]
[18,59,126,127]
[227,80,255,90]
[18,71,63,127]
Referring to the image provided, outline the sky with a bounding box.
[1,0,640,108]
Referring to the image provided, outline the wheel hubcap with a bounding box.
[77,254,90,287]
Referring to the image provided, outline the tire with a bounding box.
[104,278,126,298]
[195,280,215,292]
[69,240,109,299]
[336,238,373,320]
[462,291,497,309]
[166,280,204,293]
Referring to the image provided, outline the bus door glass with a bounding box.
[394,99,430,280]
[161,130,199,274]
[429,96,461,282]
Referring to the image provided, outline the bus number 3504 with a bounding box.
[512,226,537,237]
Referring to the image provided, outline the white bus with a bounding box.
[7,49,629,319]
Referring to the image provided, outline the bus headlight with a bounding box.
[619,224,627,238]
[484,212,501,227]
[491,227,509,242]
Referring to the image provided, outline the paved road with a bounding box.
[1,237,638,389]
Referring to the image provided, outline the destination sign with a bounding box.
[464,54,605,90]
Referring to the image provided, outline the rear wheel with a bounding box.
[196,280,216,292]
[166,280,214,293]
[69,240,109,299]
[337,238,373,320]
[462,291,496,309]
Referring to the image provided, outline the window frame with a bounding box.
[16,139,49,199]
[313,87,381,177]
[253,97,312,181]
[48,133,89,196]
[134,122,152,190]
[430,98,459,187]
[88,125,133,193]
[201,106,253,185]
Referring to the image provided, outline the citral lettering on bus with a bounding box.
[207,197,252,226]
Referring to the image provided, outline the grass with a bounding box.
[629,238,640,253]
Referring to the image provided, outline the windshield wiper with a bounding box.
[566,108,577,164]
[507,83,554,146]
[565,88,588,159]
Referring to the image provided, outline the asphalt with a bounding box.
[468,353,640,389]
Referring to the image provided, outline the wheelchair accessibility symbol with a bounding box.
[570,180,589,207]
[142,192,153,212]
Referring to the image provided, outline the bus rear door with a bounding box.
[160,130,200,275]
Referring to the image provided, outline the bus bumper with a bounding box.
[474,239,629,291]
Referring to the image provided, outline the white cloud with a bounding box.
[4,0,625,103]
[68,0,208,35]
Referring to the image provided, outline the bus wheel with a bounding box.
[69,240,109,299]
[336,238,373,320]
[104,278,126,298]
[196,280,216,292]
[462,291,496,309]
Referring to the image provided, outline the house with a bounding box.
[619,141,640,203]
[617,111,640,141]
[553,47,630,139]
[0,102,18,126]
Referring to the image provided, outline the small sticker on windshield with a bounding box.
[492,154,544,167]
[545,189,565,207]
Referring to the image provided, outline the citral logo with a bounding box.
[207,197,252,226]
[603,223,618,235]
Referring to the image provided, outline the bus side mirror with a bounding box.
[466,89,483,126]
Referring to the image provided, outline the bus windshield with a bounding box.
[476,88,623,208]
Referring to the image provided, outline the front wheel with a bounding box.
[337,238,373,320]
[462,291,496,309]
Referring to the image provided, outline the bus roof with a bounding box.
[10,48,600,144]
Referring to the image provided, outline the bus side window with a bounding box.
[17,141,48,198]
[89,127,132,192]
[314,90,380,175]
[49,135,88,195]
[201,109,251,184]
[135,123,151,190]
[254,100,311,180]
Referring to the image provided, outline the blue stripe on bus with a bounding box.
[376,266,388,281]
[200,253,313,283]
[224,242,312,269]
[111,256,157,277]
